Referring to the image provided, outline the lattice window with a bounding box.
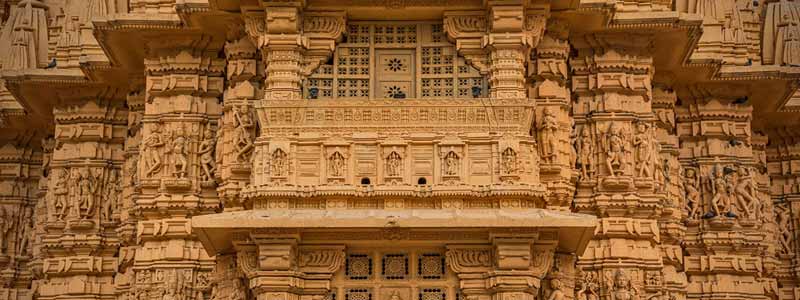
[346,254,373,280]
[418,254,445,279]
[431,24,445,43]
[348,25,371,44]
[419,288,446,300]
[375,25,417,45]
[382,254,409,280]
[346,289,372,300]
[304,22,487,100]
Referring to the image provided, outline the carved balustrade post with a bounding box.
[675,84,773,300]
[38,88,127,300]
[571,33,677,300]
[132,44,224,299]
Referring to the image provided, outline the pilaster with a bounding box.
[233,232,345,300]
[443,2,548,99]
[571,32,675,300]
[39,87,127,300]
[219,32,261,211]
[531,19,573,208]
[114,85,144,300]
[446,234,560,300]
[243,2,345,101]
[132,43,224,299]
[766,127,800,300]
[675,83,771,300]
[0,133,42,300]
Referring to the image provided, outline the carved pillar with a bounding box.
[487,3,546,100]
[114,85,144,300]
[244,3,344,101]
[766,128,800,300]
[530,19,573,208]
[31,137,54,298]
[651,88,688,300]
[571,33,671,300]
[675,84,772,300]
[446,234,559,300]
[220,33,260,211]
[444,4,547,100]
[39,88,126,300]
[248,2,305,101]
[133,45,224,299]
[0,133,42,299]
[234,232,345,300]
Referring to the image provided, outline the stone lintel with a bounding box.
[192,208,597,255]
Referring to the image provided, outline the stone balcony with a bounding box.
[242,97,549,208]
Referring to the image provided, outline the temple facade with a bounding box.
[0,0,797,300]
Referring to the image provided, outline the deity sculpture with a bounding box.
[576,127,594,179]
[271,149,289,177]
[633,123,652,178]
[0,207,8,254]
[77,168,99,220]
[16,208,32,256]
[231,279,245,300]
[389,291,402,300]
[609,270,640,300]
[129,156,139,187]
[734,167,759,219]
[539,107,559,163]
[776,203,793,254]
[142,123,166,177]
[707,165,735,218]
[233,105,255,162]
[547,278,566,300]
[386,151,402,177]
[502,148,517,174]
[444,151,459,176]
[329,152,345,177]
[169,126,189,179]
[53,168,69,220]
[68,168,80,217]
[652,139,664,184]
[198,127,217,182]
[604,122,626,176]
[683,169,702,220]
[102,169,120,222]
[576,277,599,300]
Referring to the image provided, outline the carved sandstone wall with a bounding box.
[0,1,796,300]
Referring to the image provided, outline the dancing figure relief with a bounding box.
[233,105,255,163]
[142,123,166,178]
[198,127,217,182]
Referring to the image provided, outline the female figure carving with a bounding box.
[198,127,217,181]
[539,107,559,163]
